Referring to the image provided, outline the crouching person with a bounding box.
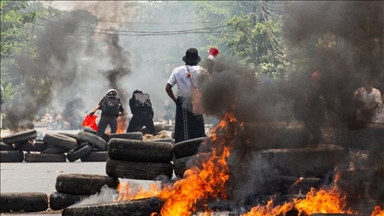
[126,89,156,135]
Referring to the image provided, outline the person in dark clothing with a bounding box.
[126,89,156,135]
[303,71,327,144]
[89,89,124,138]
[165,48,206,143]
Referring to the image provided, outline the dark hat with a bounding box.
[133,89,143,94]
[182,48,201,64]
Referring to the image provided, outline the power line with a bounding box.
[31,21,233,37]
[37,17,229,35]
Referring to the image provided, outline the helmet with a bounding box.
[106,89,117,96]
[133,89,143,94]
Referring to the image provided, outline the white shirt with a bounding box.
[353,87,383,123]
[167,65,203,97]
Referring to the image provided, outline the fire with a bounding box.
[113,111,382,216]
[372,206,384,216]
[115,182,161,202]
[242,199,294,216]
[116,114,128,134]
[293,173,355,215]
[154,112,238,216]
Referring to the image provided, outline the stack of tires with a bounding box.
[68,131,109,162]
[106,132,174,180]
[23,133,77,163]
[173,137,206,178]
[1,129,38,163]
[49,173,119,210]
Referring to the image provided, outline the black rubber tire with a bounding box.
[154,123,165,133]
[77,132,107,151]
[0,150,24,162]
[0,192,48,212]
[146,138,175,144]
[108,138,173,162]
[58,132,78,140]
[0,142,14,150]
[173,137,206,159]
[80,151,109,162]
[109,132,143,140]
[43,133,77,150]
[106,159,173,180]
[14,140,48,152]
[2,129,37,144]
[173,156,193,178]
[24,153,67,162]
[62,197,163,216]
[67,143,93,162]
[41,145,68,154]
[49,192,88,210]
[55,173,119,195]
[58,133,82,145]
[83,128,97,134]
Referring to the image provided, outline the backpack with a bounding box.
[101,95,120,116]
[133,93,152,110]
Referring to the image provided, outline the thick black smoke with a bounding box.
[194,1,384,210]
[282,1,384,122]
[103,34,131,103]
[4,7,132,130]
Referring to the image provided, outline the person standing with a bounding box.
[89,89,124,138]
[126,89,155,134]
[165,48,206,143]
[294,70,328,144]
[353,78,382,123]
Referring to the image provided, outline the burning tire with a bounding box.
[173,156,193,178]
[0,150,24,162]
[0,142,14,150]
[259,144,348,178]
[108,139,173,163]
[55,174,119,195]
[173,137,206,159]
[41,145,68,154]
[2,129,37,144]
[24,153,66,162]
[80,151,109,162]
[109,132,143,140]
[62,197,164,216]
[106,159,173,180]
[67,143,93,162]
[0,192,48,213]
[43,133,77,150]
[49,192,88,210]
[77,132,107,151]
[14,140,48,152]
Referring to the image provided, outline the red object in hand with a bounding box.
[208,47,219,59]
[82,114,98,131]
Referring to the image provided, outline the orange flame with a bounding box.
[372,206,384,216]
[242,199,294,216]
[293,173,356,215]
[113,111,381,216]
[115,182,160,202]
[154,112,238,216]
[116,114,128,134]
